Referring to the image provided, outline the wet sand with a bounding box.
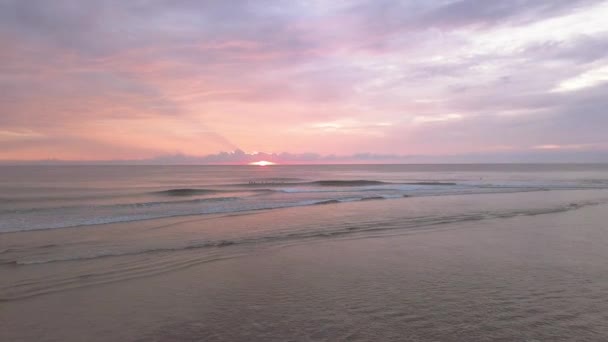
[2,191,608,341]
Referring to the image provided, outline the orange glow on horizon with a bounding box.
[249,160,277,166]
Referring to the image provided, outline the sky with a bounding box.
[1,0,608,163]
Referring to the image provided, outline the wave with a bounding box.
[153,188,224,196]
[4,196,241,214]
[130,196,242,207]
[311,180,389,186]
[307,180,457,187]
[359,196,387,201]
[309,180,458,186]
[3,179,607,234]
[2,198,605,301]
[311,196,397,205]
[0,187,272,206]
[236,180,391,187]
[0,191,145,204]
[313,199,342,205]
[151,188,276,196]
[1,193,411,233]
[404,182,458,186]
[5,199,604,267]
[238,179,460,188]
[0,252,246,302]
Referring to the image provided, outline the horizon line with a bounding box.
[2,162,608,166]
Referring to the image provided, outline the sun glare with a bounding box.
[249,160,276,166]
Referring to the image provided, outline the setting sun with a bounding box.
[249,160,277,166]
[3,1,608,341]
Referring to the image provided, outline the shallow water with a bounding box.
[2,165,608,341]
[133,205,608,342]
[2,193,608,341]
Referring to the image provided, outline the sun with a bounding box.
[249,160,276,166]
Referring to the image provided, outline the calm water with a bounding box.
[2,164,608,341]
[2,164,608,232]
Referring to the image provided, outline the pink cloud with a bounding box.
[1,0,607,161]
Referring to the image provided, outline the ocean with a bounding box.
[2,164,608,232]
[2,164,608,341]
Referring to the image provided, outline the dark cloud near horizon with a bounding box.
[4,148,608,165]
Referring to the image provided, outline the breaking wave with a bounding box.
[1,196,607,302]
[3,199,604,267]
[153,188,224,196]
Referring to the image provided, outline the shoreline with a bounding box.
[3,186,607,235]
[2,195,608,341]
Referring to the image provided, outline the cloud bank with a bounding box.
[4,148,608,165]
